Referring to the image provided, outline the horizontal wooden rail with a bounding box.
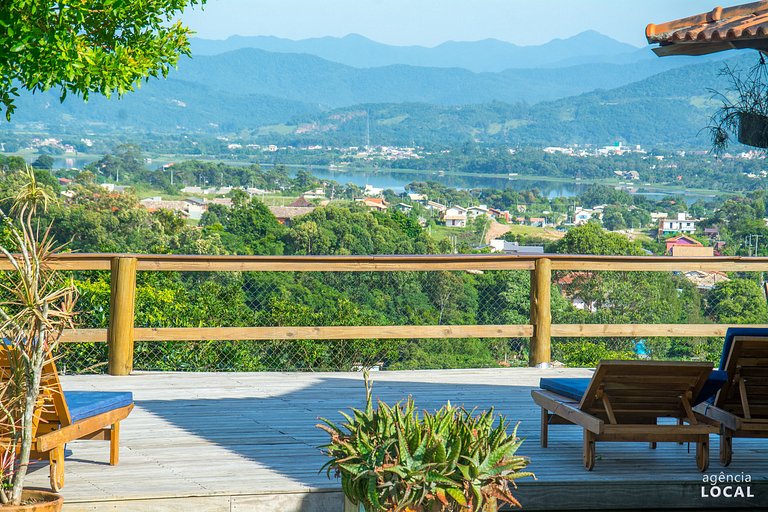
[61,325,534,343]
[60,323,768,344]
[551,324,768,338]
[5,253,768,272]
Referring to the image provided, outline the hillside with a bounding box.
[5,78,320,132]
[274,54,751,147]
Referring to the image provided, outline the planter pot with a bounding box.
[1,490,63,512]
[738,112,768,148]
[343,497,498,512]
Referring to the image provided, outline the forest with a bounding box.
[0,155,764,373]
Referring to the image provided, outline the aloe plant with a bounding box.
[318,373,534,512]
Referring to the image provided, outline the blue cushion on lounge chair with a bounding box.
[65,391,133,423]
[540,378,589,401]
[540,372,728,406]
[698,370,728,404]
[721,328,768,370]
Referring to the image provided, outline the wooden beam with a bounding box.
[128,325,533,341]
[35,404,133,453]
[61,329,108,343]
[530,258,552,367]
[62,323,768,343]
[531,390,604,434]
[551,324,768,338]
[136,259,535,272]
[549,259,768,272]
[2,252,768,273]
[108,257,138,376]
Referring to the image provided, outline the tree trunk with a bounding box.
[11,350,44,505]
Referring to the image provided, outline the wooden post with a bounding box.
[530,258,552,367]
[108,257,138,376]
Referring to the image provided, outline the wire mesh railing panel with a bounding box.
[551,270,768,326]
[46,263,768,374]
[61,269,532,373]
[59,271,110,374]
[131,338,530,372]
[552,336,725,368]
[548,268,767,367]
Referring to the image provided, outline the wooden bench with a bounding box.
[1,349,133,491]
[695,328,768,466]
[532,360,720,471]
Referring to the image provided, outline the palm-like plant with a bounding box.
[0,167,77,505]
[318,372,534,512]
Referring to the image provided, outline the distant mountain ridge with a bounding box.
[170,47,707,107]
[190,31,645,72]
[2,34,758,149]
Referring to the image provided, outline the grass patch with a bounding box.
[504,224,565,241]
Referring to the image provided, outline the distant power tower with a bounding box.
[365,110,371,149]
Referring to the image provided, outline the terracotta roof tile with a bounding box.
[647,1,768,56]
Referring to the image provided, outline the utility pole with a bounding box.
[744,234,761,257]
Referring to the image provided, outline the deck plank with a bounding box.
[25,369,766,511]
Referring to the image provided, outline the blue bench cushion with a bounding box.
[699,370,728,404]
[540,372,728,406]
[64,391,133,423]
[540,378,589,401]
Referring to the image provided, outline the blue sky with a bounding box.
[181,0,748,46]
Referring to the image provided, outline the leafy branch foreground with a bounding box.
[318,374,534,512]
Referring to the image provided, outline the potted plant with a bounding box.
[709,54,768,151]
[318,372,534,512]
[0,168,77,510]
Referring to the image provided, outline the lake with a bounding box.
[48,156,714,204]
[297,166,586,199]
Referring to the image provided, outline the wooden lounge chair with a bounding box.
[531,360,722,471]
[1,349,134,491]
[694,327,768,466]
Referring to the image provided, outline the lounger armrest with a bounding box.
[532,389,604,434]
[693,402,742,432]
[35,404,134,453]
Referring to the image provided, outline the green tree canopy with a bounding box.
[708,279,768,324]
[554,222,645,256]
[1,0,205,120]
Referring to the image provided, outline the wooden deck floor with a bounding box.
[35,369,767,511]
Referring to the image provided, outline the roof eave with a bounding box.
[652,39,768,57]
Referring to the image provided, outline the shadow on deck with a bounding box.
[26,369,768,511]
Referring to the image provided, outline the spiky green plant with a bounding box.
[318,372,534,512]
[0,167,77,505]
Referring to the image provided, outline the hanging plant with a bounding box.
[708,53,768,152]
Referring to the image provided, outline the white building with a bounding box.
[660,212,697,235]
[364,184,384,197]
[489,240,545,255]
[303,188,326,200]
[467,206,491,219]
[444,206,468,228]
[425,201,447,214]
[574,207,604,226]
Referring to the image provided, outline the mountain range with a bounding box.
[189,31,646,72]
[1,32,754,148]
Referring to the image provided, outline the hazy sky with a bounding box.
[181,0,748,47]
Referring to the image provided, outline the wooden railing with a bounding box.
[10,253,768,376]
